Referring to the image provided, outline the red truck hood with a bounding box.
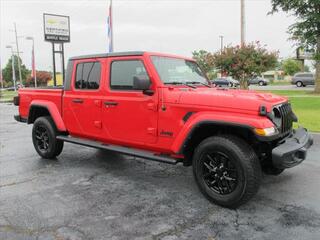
[172,87,287,112]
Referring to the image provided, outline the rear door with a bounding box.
[307,73,315,85]
[63,59,104,139]
[301,74,311,85]
[102,56,158,144]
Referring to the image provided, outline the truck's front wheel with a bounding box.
[32,116,64,159]
[193,135,261,208]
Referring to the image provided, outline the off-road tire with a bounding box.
[193,135,262,208]
[32,116,64,159]
[259,81,264,86]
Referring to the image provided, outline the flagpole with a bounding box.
[26,36,37,87]
[110,0,114,52]
[32,39,37,88]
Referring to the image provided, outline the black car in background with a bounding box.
[211,77,240,87]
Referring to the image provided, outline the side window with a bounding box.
[110,60,149,90]
[300,74,312,78]
[75,62,101,90]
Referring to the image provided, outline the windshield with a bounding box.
[151,56,208,85]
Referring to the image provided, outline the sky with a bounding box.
[0,0,297,71]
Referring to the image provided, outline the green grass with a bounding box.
[0,90,18,102]
[270,81,291,86]
[261,90,320,132]
[264,90,313,96]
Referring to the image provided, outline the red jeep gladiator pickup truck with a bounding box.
[14,51,313,208]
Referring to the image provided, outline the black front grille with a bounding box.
[278,103,293,134]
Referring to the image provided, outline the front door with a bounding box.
[63,59,104,139]
[102,57,158,145]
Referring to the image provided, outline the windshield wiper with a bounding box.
[186,81,212,88]
[164,82,196,89]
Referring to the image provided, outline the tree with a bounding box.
[192,50,215,74]
[26,71,52,87]
[212,42,278,89]
[281,58,302,76]
[2,55,30,86]
[270,0,320,93]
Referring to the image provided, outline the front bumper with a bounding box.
[272,127,313,169]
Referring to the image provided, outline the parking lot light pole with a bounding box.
[26,36,37,88]
[219,35,224,53]
[5,45,17,91]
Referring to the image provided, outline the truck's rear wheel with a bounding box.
[32,116,64,159]
[193,135,261,208]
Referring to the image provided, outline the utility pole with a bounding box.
[219,35,224,53]
[13,23,22,83]
[240,0,246,46]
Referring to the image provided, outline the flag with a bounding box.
[107,0,113,53]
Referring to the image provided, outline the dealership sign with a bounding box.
[296,47,314,60]
[43,13,70,42]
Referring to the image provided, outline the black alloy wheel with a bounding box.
[193,135,262,208]
[32,116,64,159]
[202,151,238,195]
[34,125,50,153]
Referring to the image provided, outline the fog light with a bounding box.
[254,127,277,136]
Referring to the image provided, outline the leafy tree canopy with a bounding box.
[212,42,278,89]
[2,55,30,86]
[26,71,52,87]
[192,50,215,74]
[281,58,303,76]
[270,0,320,93]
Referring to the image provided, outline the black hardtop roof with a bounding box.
[69,51,145,61]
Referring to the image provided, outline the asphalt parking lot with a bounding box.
[1,103,320,240]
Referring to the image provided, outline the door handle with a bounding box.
[72,98,84,103]
[104,101,118,106]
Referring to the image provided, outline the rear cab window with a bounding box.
[75,61,101,90]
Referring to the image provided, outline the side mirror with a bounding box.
[133,75,154,96]
[133,75,151,90]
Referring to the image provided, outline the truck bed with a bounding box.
[18,88,64,119]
